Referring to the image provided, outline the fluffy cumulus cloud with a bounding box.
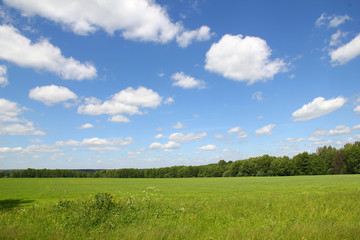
[292,96,347,121]
[112,86,163,108]
[4,0,211,47]
[168,132,207,143]
[78,86,162,120]
[0,98,45,135]
[330,34,360,65]
[205,34,286,84]
[315,13,351,28]
[227,127,247,139]
[0,25,96,80]
[197,144,217,151]
[29,85,77,106]
[108,115,130,123]
[255,124,276,136]
[171,72,205,89]
[0,65,8,87]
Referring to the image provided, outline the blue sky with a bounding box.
[0,0,359,169]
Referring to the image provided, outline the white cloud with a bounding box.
[313,139,334,146]
[89,146,123,152]
[335,135,360,146]
[214,134,224,140]
[0,98,24,122]
[205,34,286,84]
[354,105,360,115]
[227,127,248,139]
[154,134,163,139]
[255,124,276,136]
[315,13,351,28]
[315,13,327,27]
[176,25,212,48]
[0,98,45,136]
[311,124,359,137]
[292,97,347,121]
[171,72,205,89]
[29,85,77,106]
[353,124,360,130]
[328,14,351,28]
[128,150,142,156]
[30,138,43,144]
[0,122,45,136]
[56,137,134,147]
[108,115,130,123]
[149,141,180,151]
[197,144,217,151]
[164,97,174,105]
[283,137,306,143]
[78,86,162,118]
[0,145,59,154]
[329,30,347,47]
[78,123,94,129]
[168,132,207,143]
[0,146,23,153]
[252,91,263,101]
[328,125,352,136]
[0,65,8,87]
[0,25,96,80]
[4,0,211,47]
[172,122,185,129]
[308,137,322,142]
[330,34,360,66]
[310,128,328,136]
[112,86,163,108]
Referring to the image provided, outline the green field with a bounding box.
[1,175,360,239]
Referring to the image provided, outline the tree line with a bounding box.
[1,142,359,178]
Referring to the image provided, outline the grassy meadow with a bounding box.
[1,175,360,239]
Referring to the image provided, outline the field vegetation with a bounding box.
[1,175,360,239]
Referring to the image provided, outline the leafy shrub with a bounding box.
[94,192,115,210]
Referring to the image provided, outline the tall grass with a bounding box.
[1,175,360,239]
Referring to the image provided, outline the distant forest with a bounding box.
[1,142,359,178]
